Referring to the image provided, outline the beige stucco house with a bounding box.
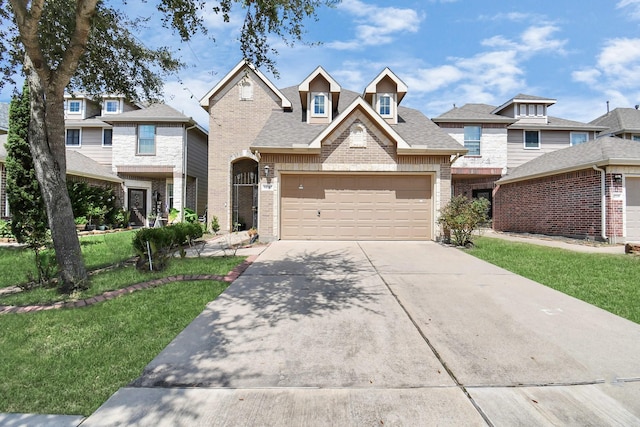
[200,60,466,241]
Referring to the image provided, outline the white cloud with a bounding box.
[617,0,640,19]
[404,65,464,93]
[572,68,601,86]
[327,0,423,50]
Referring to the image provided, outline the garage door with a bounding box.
[627,177,640,242]
[281,174,432,240]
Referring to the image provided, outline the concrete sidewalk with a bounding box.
[81,241,640,426]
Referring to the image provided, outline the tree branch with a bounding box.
[9,0,51,81]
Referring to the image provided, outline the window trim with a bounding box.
[632,134,640,142]
[463,125,482,156]
[137,124,156,155]
[311,92,328,118]
[67,100,82,114]
[523,130,541,149]
[104,100,120,114]
[65,128,82,147]
[377,93,393,118]
[570,131,588,146]
[102,128,113,147]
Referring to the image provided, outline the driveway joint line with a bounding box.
[356,242,494,427]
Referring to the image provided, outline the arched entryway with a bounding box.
[231,158,258,230]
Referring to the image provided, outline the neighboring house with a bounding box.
[493,137,640,243]
[0,102,8,134]
[63,95,208,226]
[590,107,640,140]
[0,142,123,220]
[200,60,466,241]
[433,95,605,214]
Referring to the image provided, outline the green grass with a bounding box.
[468,236,640,324]
[0,279,230,416]
[0,231,137,289]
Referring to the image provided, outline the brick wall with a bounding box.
[207,67,282,232]
[493,169,624,240]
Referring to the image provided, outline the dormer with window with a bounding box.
[64,98,85,119]
[103,98,122,115]
[298,66,341,124]
[492,94,556,125]
[363,68,407,125]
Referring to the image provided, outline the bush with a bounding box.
[0,219,14,238]
[210,215,220,234]
[132,222,203,271]
[438,195,490,247]
[183,208,198,224]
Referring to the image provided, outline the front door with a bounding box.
[129,189,147,226]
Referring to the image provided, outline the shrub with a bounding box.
[183,208,198,224]
[210,215,220,234]
[132,222,203,271]
[0,219,14,238]
[438,195,490,247]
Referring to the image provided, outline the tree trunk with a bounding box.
[25,56,88,292]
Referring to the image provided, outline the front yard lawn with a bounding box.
[0,232,245,416]
[468,236,640,324]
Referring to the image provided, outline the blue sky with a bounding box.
[4,0,640,129]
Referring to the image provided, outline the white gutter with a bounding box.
[593,165,607,241]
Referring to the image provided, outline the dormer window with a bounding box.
[519,103,546,118]
[239,79,253,100]
[377,94,394,118]
[312,93,328,117]
[68,100,81,113]
[104,100,119,114]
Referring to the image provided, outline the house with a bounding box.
[199,60,466,241]
[101,104,208,226]
[493,137,640,243]
[0,141,123,220]
[62,95,208,226]
[433,95,605,213]
[590,107,640,140]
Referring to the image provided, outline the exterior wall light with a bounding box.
[613,173,623,183]
[264,165,270,177]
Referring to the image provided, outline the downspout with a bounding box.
[182,123,197,221]
[593,165,607,242]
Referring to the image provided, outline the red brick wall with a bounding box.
[493,169,623,240]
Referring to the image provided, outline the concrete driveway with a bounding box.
[83,241,640,426]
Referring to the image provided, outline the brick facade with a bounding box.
[493,169,624,241]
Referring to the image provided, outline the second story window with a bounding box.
[571,132,588,146]
[312,93,327,117]
[137,125,155,155]
[65,129,81,147]
[103,129,113,147]
[68,100,81,113]
[524,130,540,149]
[104,100,119,114]
[632,135,640,141]
[464,126,481,156]
[379,95,391,116]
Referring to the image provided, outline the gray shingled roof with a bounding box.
[102,103,194,123]
[0,103,9,132]
[511,93,556,101]
[509,115,606,131]
[252,87,464,152]
[590,108,640,135]
[497,137,640,184]
[0,140,120,183]
[433,103,516,123]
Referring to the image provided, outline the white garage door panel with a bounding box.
[627,177,640,242]
[281,174,432,240]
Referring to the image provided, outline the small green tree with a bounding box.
[438,195,490,247]
[210,216,220,234]
[5,83,54,286]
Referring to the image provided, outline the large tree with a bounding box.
[0,0,336,292]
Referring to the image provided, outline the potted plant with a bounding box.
[86,205,107,231]
[74,216,87,231]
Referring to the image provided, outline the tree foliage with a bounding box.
[5,83,48,247]
[0,0,336,292]
[5,83,55,287]
[438,195,490,247]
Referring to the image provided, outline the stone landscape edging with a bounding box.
[0,255,257,315]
